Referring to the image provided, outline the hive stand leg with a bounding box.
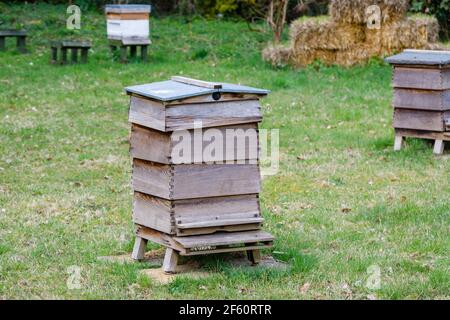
[394,135,404,151]
[120,46,127,63]
[17,36,27,53]
[80,48,88,63]
[246,249,261,265]
[141,45,148,61]
[162,248,179,274]
[130,45,137,59]
[131,236,148,261]
[61,48,68,64]
[433,140,445,155]
[109,45,117,55]
[71,48,78,63]
[51,47,58,64]
[0,36,5,51]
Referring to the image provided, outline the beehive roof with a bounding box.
[125,78,270,102]
[105,4,151,14]
[386,50,450,66]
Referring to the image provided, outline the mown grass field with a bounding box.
[0,3,449,299]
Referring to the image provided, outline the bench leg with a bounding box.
[120,46,127,63]
[433,140,444,155]
[394,135,404,151]
[130,45,137,59]
[17,36,27,53]
[71,48,78,63]
[81,48,88,63]
[247,249,261,265]
[131,236,148,261]
[0,37,5,51]
[61,48,68,64]
[51,47,58,64]
[141,45,148,61]
[162,248,179,274]
[109,45,117,55]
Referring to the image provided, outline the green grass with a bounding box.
[0,3,449,300]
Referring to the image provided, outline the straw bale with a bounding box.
[262,45,292,67]
[330,0,409,25]
[290,48,337,67]
[290,16,365,50]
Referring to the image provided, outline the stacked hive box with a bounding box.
[386,50,450,154]
[105,4,151,41]
[125,76,274,273]
[105,4,151,62]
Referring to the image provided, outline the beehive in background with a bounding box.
[125,76,274,273]
[386,50,450,154]
[105,4,151,41]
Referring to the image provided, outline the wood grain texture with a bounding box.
[129,95,165,131]
[132,193,261,236]
[135,225,273,256]
[393,109,446,131]
[393,89,450,111]
[173,194,260,224]
[133,192,173,234]
[130,124,171,163]
[173,230,274,248]
[395,128,450,141]
[177,223,262,237]
[132,159,171,199]
[166,100,262,131]
[131,123,259,164]
[172,164,260,199]
[164,93,262,106]
[393,67,450,90]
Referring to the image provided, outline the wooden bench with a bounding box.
[51,40,92,64]
[109,38,150,63]
[0,29,27,53]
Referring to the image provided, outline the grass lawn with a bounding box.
[0,3,449,300]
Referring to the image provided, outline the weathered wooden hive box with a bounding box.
[386,50,450,154]
[105,4,151,40]
[125,76,274,272]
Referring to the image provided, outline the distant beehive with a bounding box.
[105,4,151,40]
[125,76,275,273]
[386,50,450,154]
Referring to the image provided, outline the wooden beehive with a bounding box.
[386,50,450,154]
[105,4,151,40]
[125,76,274,273]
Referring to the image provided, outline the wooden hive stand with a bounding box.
[109,38,150,63]
[386,50,450,155]
[0,29,28,53]
[125,76,274,273]
[50,40,92,64]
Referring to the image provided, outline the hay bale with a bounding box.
[330,0,409,25]
[365,15,440,54]
[290,48,337,67]
[290,16,365,50]
[335,44,381,67]
[262,44,292,67]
